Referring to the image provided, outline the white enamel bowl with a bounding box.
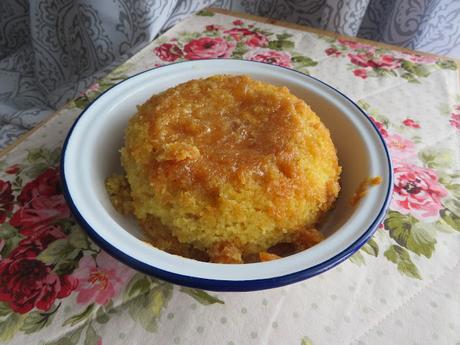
[62,59,393,291]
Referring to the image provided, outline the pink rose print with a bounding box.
[224,28,253,41]
[370,55,401,69]
[403,118,421,128]
[349,53,400,70]
[232,19,244,26]
[73,252,134,305]
[243,49,292,68]
[245,32,269,48]
[392,163,448,221]
[224,28,268,48]
[450,113,460,131]
[385,133,417,161]
[348,53,371,67]
[154,43,183,62]
[325,47,341,56]
[369,116,388,138]
[405,53,437,64]
[184,37,235,60]
[353,68,368,79]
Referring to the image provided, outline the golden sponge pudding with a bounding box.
[109,75,341,263]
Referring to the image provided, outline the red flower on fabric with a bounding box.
[18,168,61,206]
[10,195,70,229]
[154,43,183,62]
[325,47,341,56]
[338,38,373,50]
[368,54,401,69]
[348,53,372,67]
[20,223,64,238]
[450,113,460,131]
[404,53,437,64]
[232,20,244,26]
[205,24,223,31]
[5,164,21,175]
[224,28,268,48]
[368,116,388,138]
[402,118,420,128]
[349,53,400,70]
[10,224,66,259]
[391,163,448,221]
[246,32,268,48]
[243,49,292,68]
[184,37,235,59]
[224,28,253,40]
[0,180,14,223]
[353,68,368,79]
[0,258,76,313]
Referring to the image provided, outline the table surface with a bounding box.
[0,8,459,345]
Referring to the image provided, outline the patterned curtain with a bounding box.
[0,0,213,147]
[1,0,459,148]
[214,0,460,57]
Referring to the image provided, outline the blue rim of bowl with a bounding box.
[61,59,393,292]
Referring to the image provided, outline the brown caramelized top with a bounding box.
[128,75,325,196]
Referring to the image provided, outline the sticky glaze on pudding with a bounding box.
[106,75,341,263]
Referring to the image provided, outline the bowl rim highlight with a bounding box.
[61,59,393,291]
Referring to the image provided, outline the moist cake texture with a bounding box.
[107,75,341,263]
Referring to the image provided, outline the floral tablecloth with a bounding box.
[0,8,459,345]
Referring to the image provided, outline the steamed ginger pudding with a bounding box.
[106,75,341,263]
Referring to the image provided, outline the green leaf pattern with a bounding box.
[352,99,460,277]
[179,287,225,305]
[384,245,421,279]
[20,305,60,335]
